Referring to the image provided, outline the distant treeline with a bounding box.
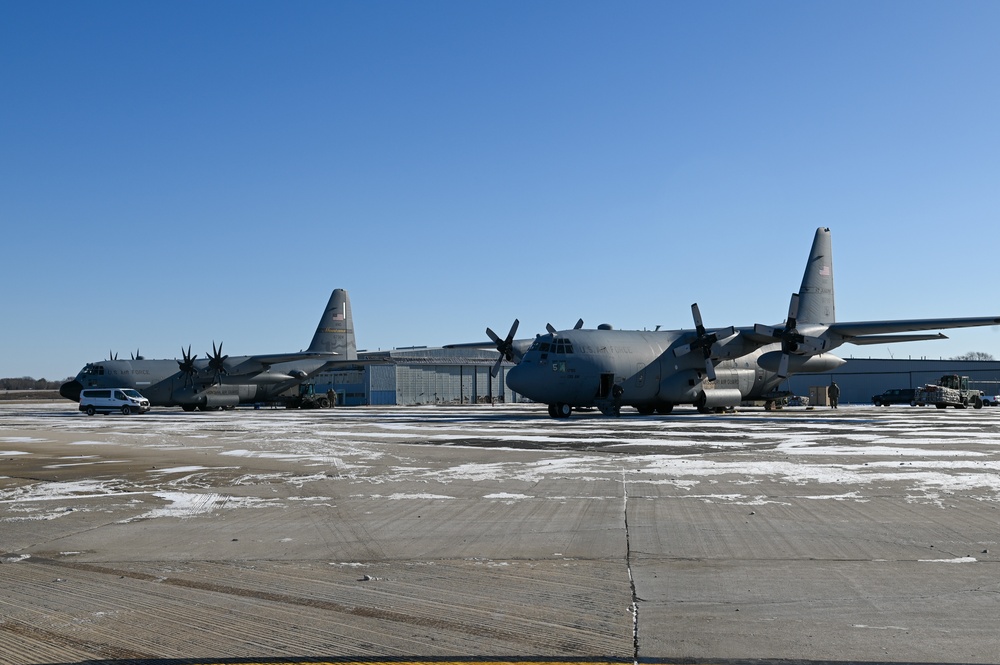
[1,377,70,390]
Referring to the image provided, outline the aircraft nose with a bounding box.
[59,380,83,402]
[505,364,530,396]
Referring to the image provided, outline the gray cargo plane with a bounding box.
[60,289,358,410]
[469,228,1000,417]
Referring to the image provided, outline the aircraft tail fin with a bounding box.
[796,227,836,325]
[308,288,358,360]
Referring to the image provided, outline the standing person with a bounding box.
[326,388,336,408]
[828,381,840,409]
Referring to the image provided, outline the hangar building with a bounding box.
[312,347,1000,408]
[311,347,523,406]
[788,357,1000,406]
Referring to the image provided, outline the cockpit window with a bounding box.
[553,340,574,354]
[529,336,573,354]
[82,364,105,376]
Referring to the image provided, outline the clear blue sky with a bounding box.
[3,1,1000,381]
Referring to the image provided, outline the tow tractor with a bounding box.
[914,374,984,409]
[286,383,333,409]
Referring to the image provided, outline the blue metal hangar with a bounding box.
[787,357,1000,406]
[311,348,1000,408]
[310,347,523,406]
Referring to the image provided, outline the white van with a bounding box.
[79,388,151,415]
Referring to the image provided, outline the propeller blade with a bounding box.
[786,293,800,327]
[680,303,737,365]
[546,323,556,335]
[506,320,519,344]
[754,323,779,338]
[715,326,737,341]
[206,341,229,382]
[487,319,520,374]
[574,319,584,330]
[797,336,829,354]
[777,353,790,379]
[704,356,717,382]
[691,303,706,335]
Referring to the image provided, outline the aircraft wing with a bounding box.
[443,339,535,357]
[443,341,495,350]
[829,316,1000,343]
[844,333,948,345]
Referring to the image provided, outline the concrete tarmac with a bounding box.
[2,401,1000,664]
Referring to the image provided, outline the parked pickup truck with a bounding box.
[871,388,916,407]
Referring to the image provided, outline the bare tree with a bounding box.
[950,351,996,361]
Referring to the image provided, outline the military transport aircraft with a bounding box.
[60,289,358,411]
[464,228,1000,417]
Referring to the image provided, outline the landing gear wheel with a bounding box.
[636,405,655,415]
[182,405,196,412]
[556,403,572,418]
[121,405,131,415]
[656,403,674,415]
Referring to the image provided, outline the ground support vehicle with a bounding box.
[914,375,983,409]
[872,388,916,406]
[286,383,334,409]
[80,388,151,415]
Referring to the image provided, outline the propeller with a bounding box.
[544,319,583,336]
[207,341,229,383]
[178,345,198,385]
[673,303,736,382]
[753,294,827,378]
[107,350,118,361]
[130,349,143,360]
[486,319,519,378]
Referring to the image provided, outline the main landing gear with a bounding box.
[547,403,572,418]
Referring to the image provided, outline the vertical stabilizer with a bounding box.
[797,227,836,325]
[308,288,357,360]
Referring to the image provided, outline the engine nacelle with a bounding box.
[250,372,297,384]
[757,352,846,374]
[696,388,743,409]
[203,393,240,408]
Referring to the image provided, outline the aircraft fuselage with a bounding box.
[505,328,844,414]
[59,356,332,410]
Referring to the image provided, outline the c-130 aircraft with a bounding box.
[60,289,358,411]
[472,228,1000,417]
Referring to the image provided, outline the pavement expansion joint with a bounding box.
[623,469,640,665]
